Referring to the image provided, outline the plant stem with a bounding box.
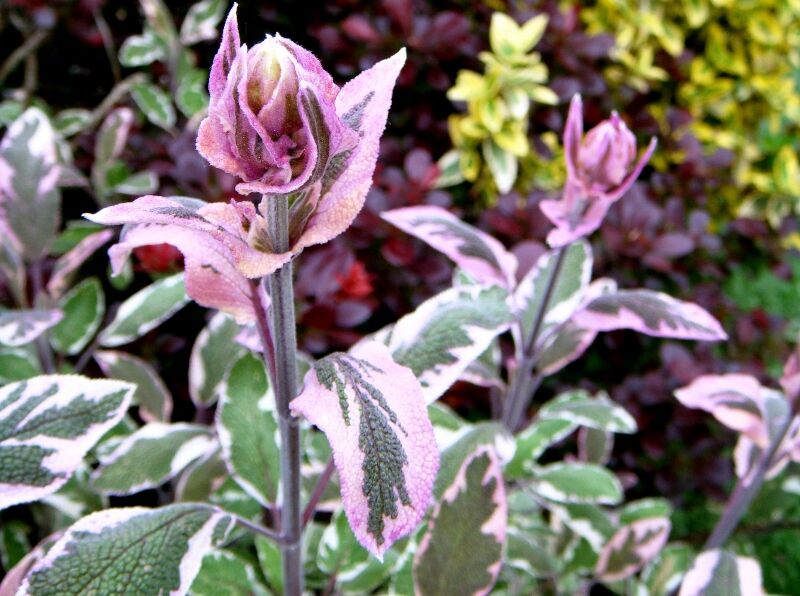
[30,260,55,374]
[234,515,286,545]
[265,196,303,596]
[0,28,49,86]
[501,246,567,431]
[704,412,796,550]
[303,458,335,527]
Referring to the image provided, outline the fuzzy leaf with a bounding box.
[573,289,727,341]
[382,205,517,288]
[0,375,134,511]
[18,504,234,596]
[99,272,189,347]
[290,341,438,557]
[387,284,512,403]
[536,321,597,375]
[531,462,623,505]
[216,352,280,506]
[679,549,763,596]
[92,422,214,495]
[47,230,113,298]
[189,312,245,407]
[539,390,637,434]
[50,278,105,355]
[94,350,172,422]
[595,517,671,582]
[0,310,63,347]
[414,446,507,596]
[180,0,226,45]
[131,81,176,130]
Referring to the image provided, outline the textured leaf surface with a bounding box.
[92,423,214,495]
[94,350,172,422]
[19,504,233,596]
[388,284,512,403]
[573,289,727,341]
[531,462,623,504]
[99,273,189,347]
[679,549,763,596]
[414,446,507,596]
[0,309,62,347]
[189,312,245,407]
[382,205,517,288]
[539,390,637,434]
[595,517,671,582]
[190,549,269,596]
[216,352,280,506]
[50,278,105,355]
[0,375,134,510]
[290,341,439,557]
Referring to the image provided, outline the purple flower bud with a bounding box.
[577,112,637,191]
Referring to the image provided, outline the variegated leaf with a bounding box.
[679,549,763,596]
[548,502,614,550]
[119,29,166,66]
[180,0,226,45]
[573,289,727,341]
[46,229,113,298]
[0,375,134,511]
[91,422,214,495]
[538,390,637,434]
[387,284,512,403]
[131,81,176,130]
[537,321,597,375]
[0,108,61,259]
[290,341,439,557]
[435,423,511,499]
[216,352,280,506]
[642,543,695,596]
[175,447,227,502]
[18,504,234,596]
[505,418,576,480]
[189,312,245,407]
[191,549,270,596]
[94,350,172,422]
[459,341,505,390]
[99,272,189,347]
[0,223,25,305]
[595,517,671,582]
[514,240,592,345]
[0,309,63,347]
[382,205,517,288]
[0,346,39,384]
[531,462,623,505]
[414,446,507,596]
[50,278,105,356]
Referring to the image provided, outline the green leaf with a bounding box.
[131,81,176,130]
[176,68,209,118]
[619,498,673,525]
[18,504,234,595]
[180,0,226,45]
[0,347,40,384]
[111,170,159,195]
[216,352,280,506]
[50,278,105,355]
[642,543,694,595]
[539,390,637,434]
[191,550,270,596]
[483,139,517,194]
[99,272,189,347]
[531,462,623,505]
[435,422,510,500]
[119,29,166,66]
[595,517,671,582]
[189,312,245,407]
[94,350,172,422]
[92,422,214,495]
[255,536,283,594]
[489,13,521,58]
[53,109,92,137]
[175,447,227,502]
[0,520,30,571]
[414,446,507,596]
[679,549,763,595]
[434,149,465,188]
[505,418,576,480]
[50,221,105,255]
[548,502,615,550]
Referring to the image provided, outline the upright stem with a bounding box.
[265,197,303,596]
[30,260,55,374]
[501,246,567,431]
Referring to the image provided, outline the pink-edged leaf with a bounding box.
[382,205,517,288]
[0,375,134,511]
[0,219,26,304]
[537,322,598,376]
[47,229,113,298]
[94,350,173,422]
[781,349,800,401]
[290,341,439,558]
[735,417,800,482]
[294,49,407,252]
[414,445,507,596]
[595,517,671,582]
[17,504,235,596]
[0,309,63,347]
[572,289,727,341]
[679,549,763,596]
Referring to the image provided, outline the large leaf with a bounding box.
[99,272,189,347]
[530,462,623,505]
[91,422,214,495]
[414,446,507,596]
[216,352,280,506]
[18,504,234,596]
[387,284,512,403]
[0,108,61,259]
[0,375,134,510]
[290,341,439,557]
[94,350,172,422]
[50,278,105,355]
[573,289,727,341]
[189,312,245,407]
[538,390,637,434]
[0,309,63,347]
[382,205,517,288]
[191,549,270,596]
[679,549,763,596]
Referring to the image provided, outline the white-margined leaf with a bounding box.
[112,170,159,195]
[414,446,507,596]
[131,81,176,130]
[595,517,671,582]
[548,502,615,550]
[538,390,637,434]
[0,375,134,510]
[94,350,172,422]
[50,278,105,355]
[52,109,92,137]
[99,272,189,347]
[530,462,623,505]
[216,352,280,506]
[679,549,763,596]
[191,549,270,596]
[536,321,597,376]
[18,504,234,596]
[387,284,512,403]
[435,422,511,499]
[46,229,113,298]
[483,139,517,194]
[119,29,166,66]
[505,418,576,480]
[0,346,39,384]
[91,107,134,203]
[189,311,245,407]
[642,544,694,596]
[459,341,505,390]
[91,422,214,495]
[180,0,226,45]
[0,309,62,347]
[175,447,227,502]
[176,68,209,118]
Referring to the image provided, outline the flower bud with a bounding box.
[577,112,637,191]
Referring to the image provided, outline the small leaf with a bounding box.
[18,504,234,596]
[643,544,694,596]
[595,517,671,582]
[0,347,39,384]
[531,462,623,505]
[47,229,113,298]
[180,0,226,45]
[414,446,507,596]
[0,375,134,510]
[505,418,576,480]
[99,272,189,347]
[94,350,172,422]
[434,149,465,188]
[538,390,637,434]
[131,81,176,130]
[189,312,245,407]
[536,321,597,376]
[119,29,166,66]
[0,310,62,347]
[679,549,763,596]
[483,139,517,194]
[52,109,91,137]
[490,12,521,58]
[112,170,159,195]
[50,278,105,355]
[176,68,209,118]
[92,422,214,495]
